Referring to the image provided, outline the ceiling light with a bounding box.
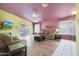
[42,3,48,8]
[72,11,76,15]
[32,12,37,17]
[32,12,40,18]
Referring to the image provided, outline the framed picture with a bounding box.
[0,21,13,30]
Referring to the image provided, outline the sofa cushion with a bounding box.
[0,34,12,45]
[0,39,6,49]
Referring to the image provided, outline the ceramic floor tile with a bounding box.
[52,39,76,56]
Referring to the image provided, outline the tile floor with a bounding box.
[52,39,76,56]
[18,36,76,56]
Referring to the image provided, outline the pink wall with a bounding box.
[60,35,76,41]
[41,15,76,40]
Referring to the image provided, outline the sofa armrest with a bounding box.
[7,40,26,51]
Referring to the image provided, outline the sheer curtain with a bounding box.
[58,20,76,35]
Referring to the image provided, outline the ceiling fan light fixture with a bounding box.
[32,12,40,18]
[32,12,37,17]
[42,3,48,8]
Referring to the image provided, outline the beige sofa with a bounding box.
[0,33,12,49]
[0,33,27,56]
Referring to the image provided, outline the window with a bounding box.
[34,23,40,33]
[58,20,76,35]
